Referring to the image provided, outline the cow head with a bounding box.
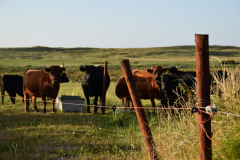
[80,65,101,71]
[79,65,87,72]
[169,67,179,74]
[79,65,103,79]
[160,74,177,93]
[44,65,66,85]
[147,66,168,84]
[59,63,69,83]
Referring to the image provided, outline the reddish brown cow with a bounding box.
[115,66,167,110]
[23,65,65,113]
[115,76,132,108]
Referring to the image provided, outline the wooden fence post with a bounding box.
[121,59,159,160]
[101,61,107,114]
[195,34,212,160]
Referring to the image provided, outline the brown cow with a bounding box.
[23,65,65,113]
[115,76,132,108]
[115,66,167,111]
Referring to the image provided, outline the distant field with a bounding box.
[0,45,240,79]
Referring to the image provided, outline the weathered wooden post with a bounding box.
[195,34,212,160]
[101,61,107,114]
[121,59,159,160]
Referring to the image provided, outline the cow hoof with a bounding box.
[52,110,56,113]
[35,110,39,112]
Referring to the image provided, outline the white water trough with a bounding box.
[56,95,85,112]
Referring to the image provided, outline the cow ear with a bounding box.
[44,68,51,73]
[79,66,86,72]
[147,69,153,73]
[94,65,101,70]
[163,68,169,73]
[61,68,66,75]
[172,78,177,82]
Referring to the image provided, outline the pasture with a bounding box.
[0,46,240,159]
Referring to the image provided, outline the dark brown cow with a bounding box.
[115,66,167,111]
[23,65,65,113]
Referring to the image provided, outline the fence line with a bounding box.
[0,95,193,110]
[217,111,240,117]
[171,125,197,159]
[197,114,226,160]
[2,95,240,118]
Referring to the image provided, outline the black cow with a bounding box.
[160,74,195,114]
[80,65,110,113]
[59,63,69,83]
[160,70,229,114]
[167,67,229,83]
[167,67,196,79]
[210,70,228,82]
[1,75,24,104]
[60,72,69,83]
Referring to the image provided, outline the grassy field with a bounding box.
[0,46,240,159]
[0,45,240,79]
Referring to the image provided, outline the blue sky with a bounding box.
[0,0,239,48]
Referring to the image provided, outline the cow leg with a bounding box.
[122,97,126,108]
[9,92,16,104]
[22,96,24,103]
[94,96,98,113]
[86,96,91,113]
[24,92,29,112]
[1,90,4,104]
[150,98,156,114]
[169,99,176,115]
[130,101,134,111]
[41,97,47,113]
[32,96,38,112]
[161,98,169,115]
[51,98,56,113]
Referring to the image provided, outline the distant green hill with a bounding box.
[0,45,239,59]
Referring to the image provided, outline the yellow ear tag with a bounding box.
[62,71,65,74]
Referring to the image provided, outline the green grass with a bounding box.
[0,45,240,159]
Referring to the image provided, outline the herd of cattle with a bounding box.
[1,64,228,114]
[115,66,228,114]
